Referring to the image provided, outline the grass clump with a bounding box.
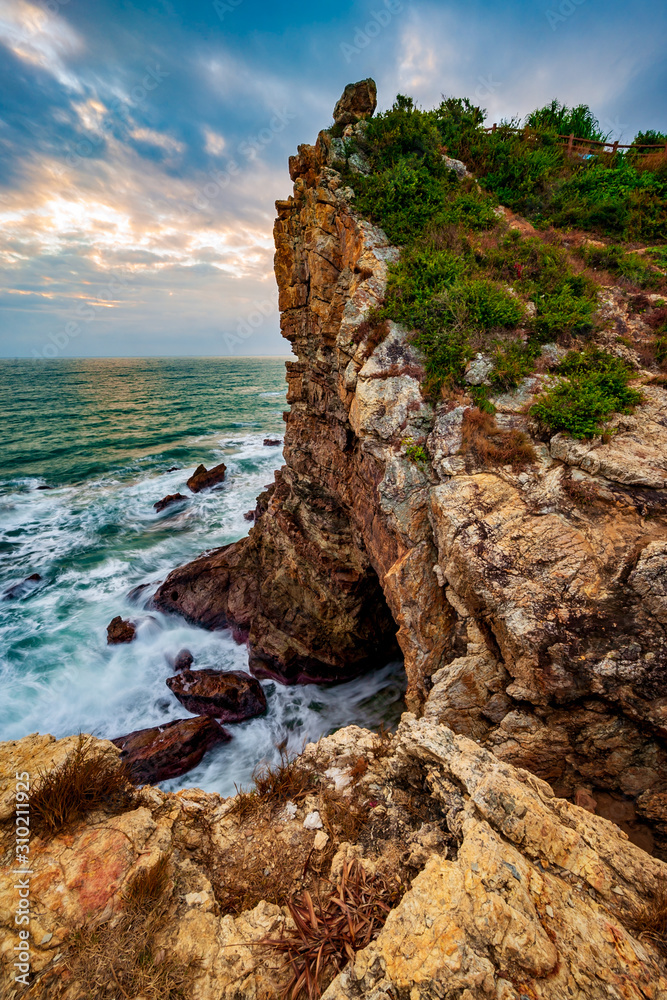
[580,243,664,290]
[261,859,402,1000]
[31,734,131,838]
[228,745,317,821]
[64,855,191,1000]
[403,438,429,467]
[460,408,536,470]
[531,348,641,438]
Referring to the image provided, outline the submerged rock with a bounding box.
[172,647,194,671]
[154,492,187,512]
[106,615,136,644]
[166,668,267,722]
[187,462,227,493]
[2,573,41,600]
[111,716,231,785]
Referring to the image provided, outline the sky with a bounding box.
[0,0,665,359]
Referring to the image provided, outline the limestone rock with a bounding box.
[3,724,667,999]
[333,78,377,124]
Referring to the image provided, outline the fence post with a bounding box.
[612,140,619,155]
[492,123,497,133]
[567,133,574,153]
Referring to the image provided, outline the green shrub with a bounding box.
[534,283,595,339]
[525,100,609,142]
[531,348,641,438]
[580,243,662,289]
[489,340,538,390]
[403,438,429,466]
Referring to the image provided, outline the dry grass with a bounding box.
[228,747,317,822]
[261,859,403,1000]
[63,855,192,1000]
[561,472,600,508]
[460,407,536,471]
[633,882,667,958]
[31,734,132,838]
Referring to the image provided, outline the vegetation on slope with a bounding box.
[338,94,666,438]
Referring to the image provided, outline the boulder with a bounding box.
[107,616,136,644]
[166,668,267,722]
[173,648,194,671]
[263,438,281,446]
[111,716,231,785]
[2,573,41,600]
[154,493,187,512]
[333,78,377,124]
[243,510,255,521]
[187,462,227,493]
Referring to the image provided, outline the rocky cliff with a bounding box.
[154,83,667,856]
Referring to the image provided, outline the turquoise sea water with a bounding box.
[0,358,404,794]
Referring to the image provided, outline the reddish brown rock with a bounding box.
[106,616,136,644]
[243,510,255,521]
[173,647,194,671]
[166,668,267,722]
[111,716,231,785]
[263,438,281,446]
[152,86,667,854]
[187,462,227,493]
[154,493,187,512]
[333,78,377,124]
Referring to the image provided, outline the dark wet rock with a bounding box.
[166,668,267,722]
[186,462,227,493]
[166,466,180,472]
[107,616,137,644]
[111,716,231,785]
[154,493,188,512]
[333,78,377,125]
[173,648,194,671]
[263,438,281,446]
[243,510,255,521]
[36,485,53,490]
[2,574,42,601]
[127,582,155,605]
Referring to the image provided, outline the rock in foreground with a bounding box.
[106,615,136,644]
[111,716,231,784]
[1,720,665,999]
[187,462,227,493]
[166,667,267,722]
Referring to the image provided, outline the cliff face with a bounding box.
[155,95,667,852]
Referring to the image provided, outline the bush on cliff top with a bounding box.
[530,348,642,438]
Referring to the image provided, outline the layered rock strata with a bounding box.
[154,92,667,851]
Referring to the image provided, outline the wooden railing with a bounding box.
[484,123,667,155]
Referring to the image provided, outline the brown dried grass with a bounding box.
[63,855,192,1000]
[261,859,402,1000]
[228,747,317,822]
[634,881,667,957]
[31,734,132,838]
[460,407,536,470]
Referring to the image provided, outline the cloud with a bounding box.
[0,0,665,357]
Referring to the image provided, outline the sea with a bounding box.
[0,357,404,796]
